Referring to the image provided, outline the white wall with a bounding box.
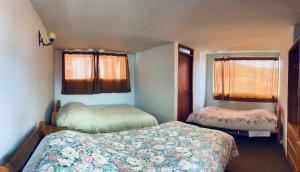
[279,26,295,153]
[193,49,207,110]
[294,23,300,41]
[0,0,54,163]
[205,51,280,111]
[135,43,177,123]
[54,50,136,106]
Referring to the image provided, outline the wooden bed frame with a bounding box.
[51,100,61,126]
[52,100,282,143]
[188,104,283,144]
[0,102,282,171]
[275,103,283,143]
[0,122,66,172]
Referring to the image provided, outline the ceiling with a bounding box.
[30,0,300,52]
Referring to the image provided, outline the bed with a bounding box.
[51,101,158,133]
[0,121,238,172]
[187,104,282,142]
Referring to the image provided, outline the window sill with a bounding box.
[213,96,278,103]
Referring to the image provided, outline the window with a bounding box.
[213,57,279,102]
[179,47,192,55]
[64,54,94,80]
[62,52,130,94]
[98,55,127,80]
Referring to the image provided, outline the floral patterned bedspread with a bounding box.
[23,121,238,172]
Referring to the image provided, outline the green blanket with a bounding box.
[57,102,158,133]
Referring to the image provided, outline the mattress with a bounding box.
[187,106,277,132]
[57,102,158,133]
[23,121,238,172]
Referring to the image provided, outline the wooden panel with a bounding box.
[287,36,300,172]
[288,48,299,124]
[39,121,67,135]
[178,51,193,122]
[288,138,299,167]
[288,122,300,172]
[299,42,300,136]
[288,150,299,172]
[289,123,299,143]
[298,141,300,172]
[288,39,300,128]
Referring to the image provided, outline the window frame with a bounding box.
[61,51,130,94]
[213,56,279,103]
[62,51,128,78]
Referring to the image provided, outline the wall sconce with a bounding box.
[38,31,56,47]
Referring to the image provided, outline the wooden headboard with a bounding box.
[275,104,282,126]
[275,103,282,144]
[0,122,66,172]
[51,100,61,126]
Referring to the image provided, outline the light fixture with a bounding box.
[38,31,56,47]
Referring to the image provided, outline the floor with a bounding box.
[226,135,292,172]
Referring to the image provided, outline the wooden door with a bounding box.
[177,45,193,122]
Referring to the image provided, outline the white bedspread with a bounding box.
[187,106,277,131]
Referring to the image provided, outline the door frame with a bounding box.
[177,44,194,121]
